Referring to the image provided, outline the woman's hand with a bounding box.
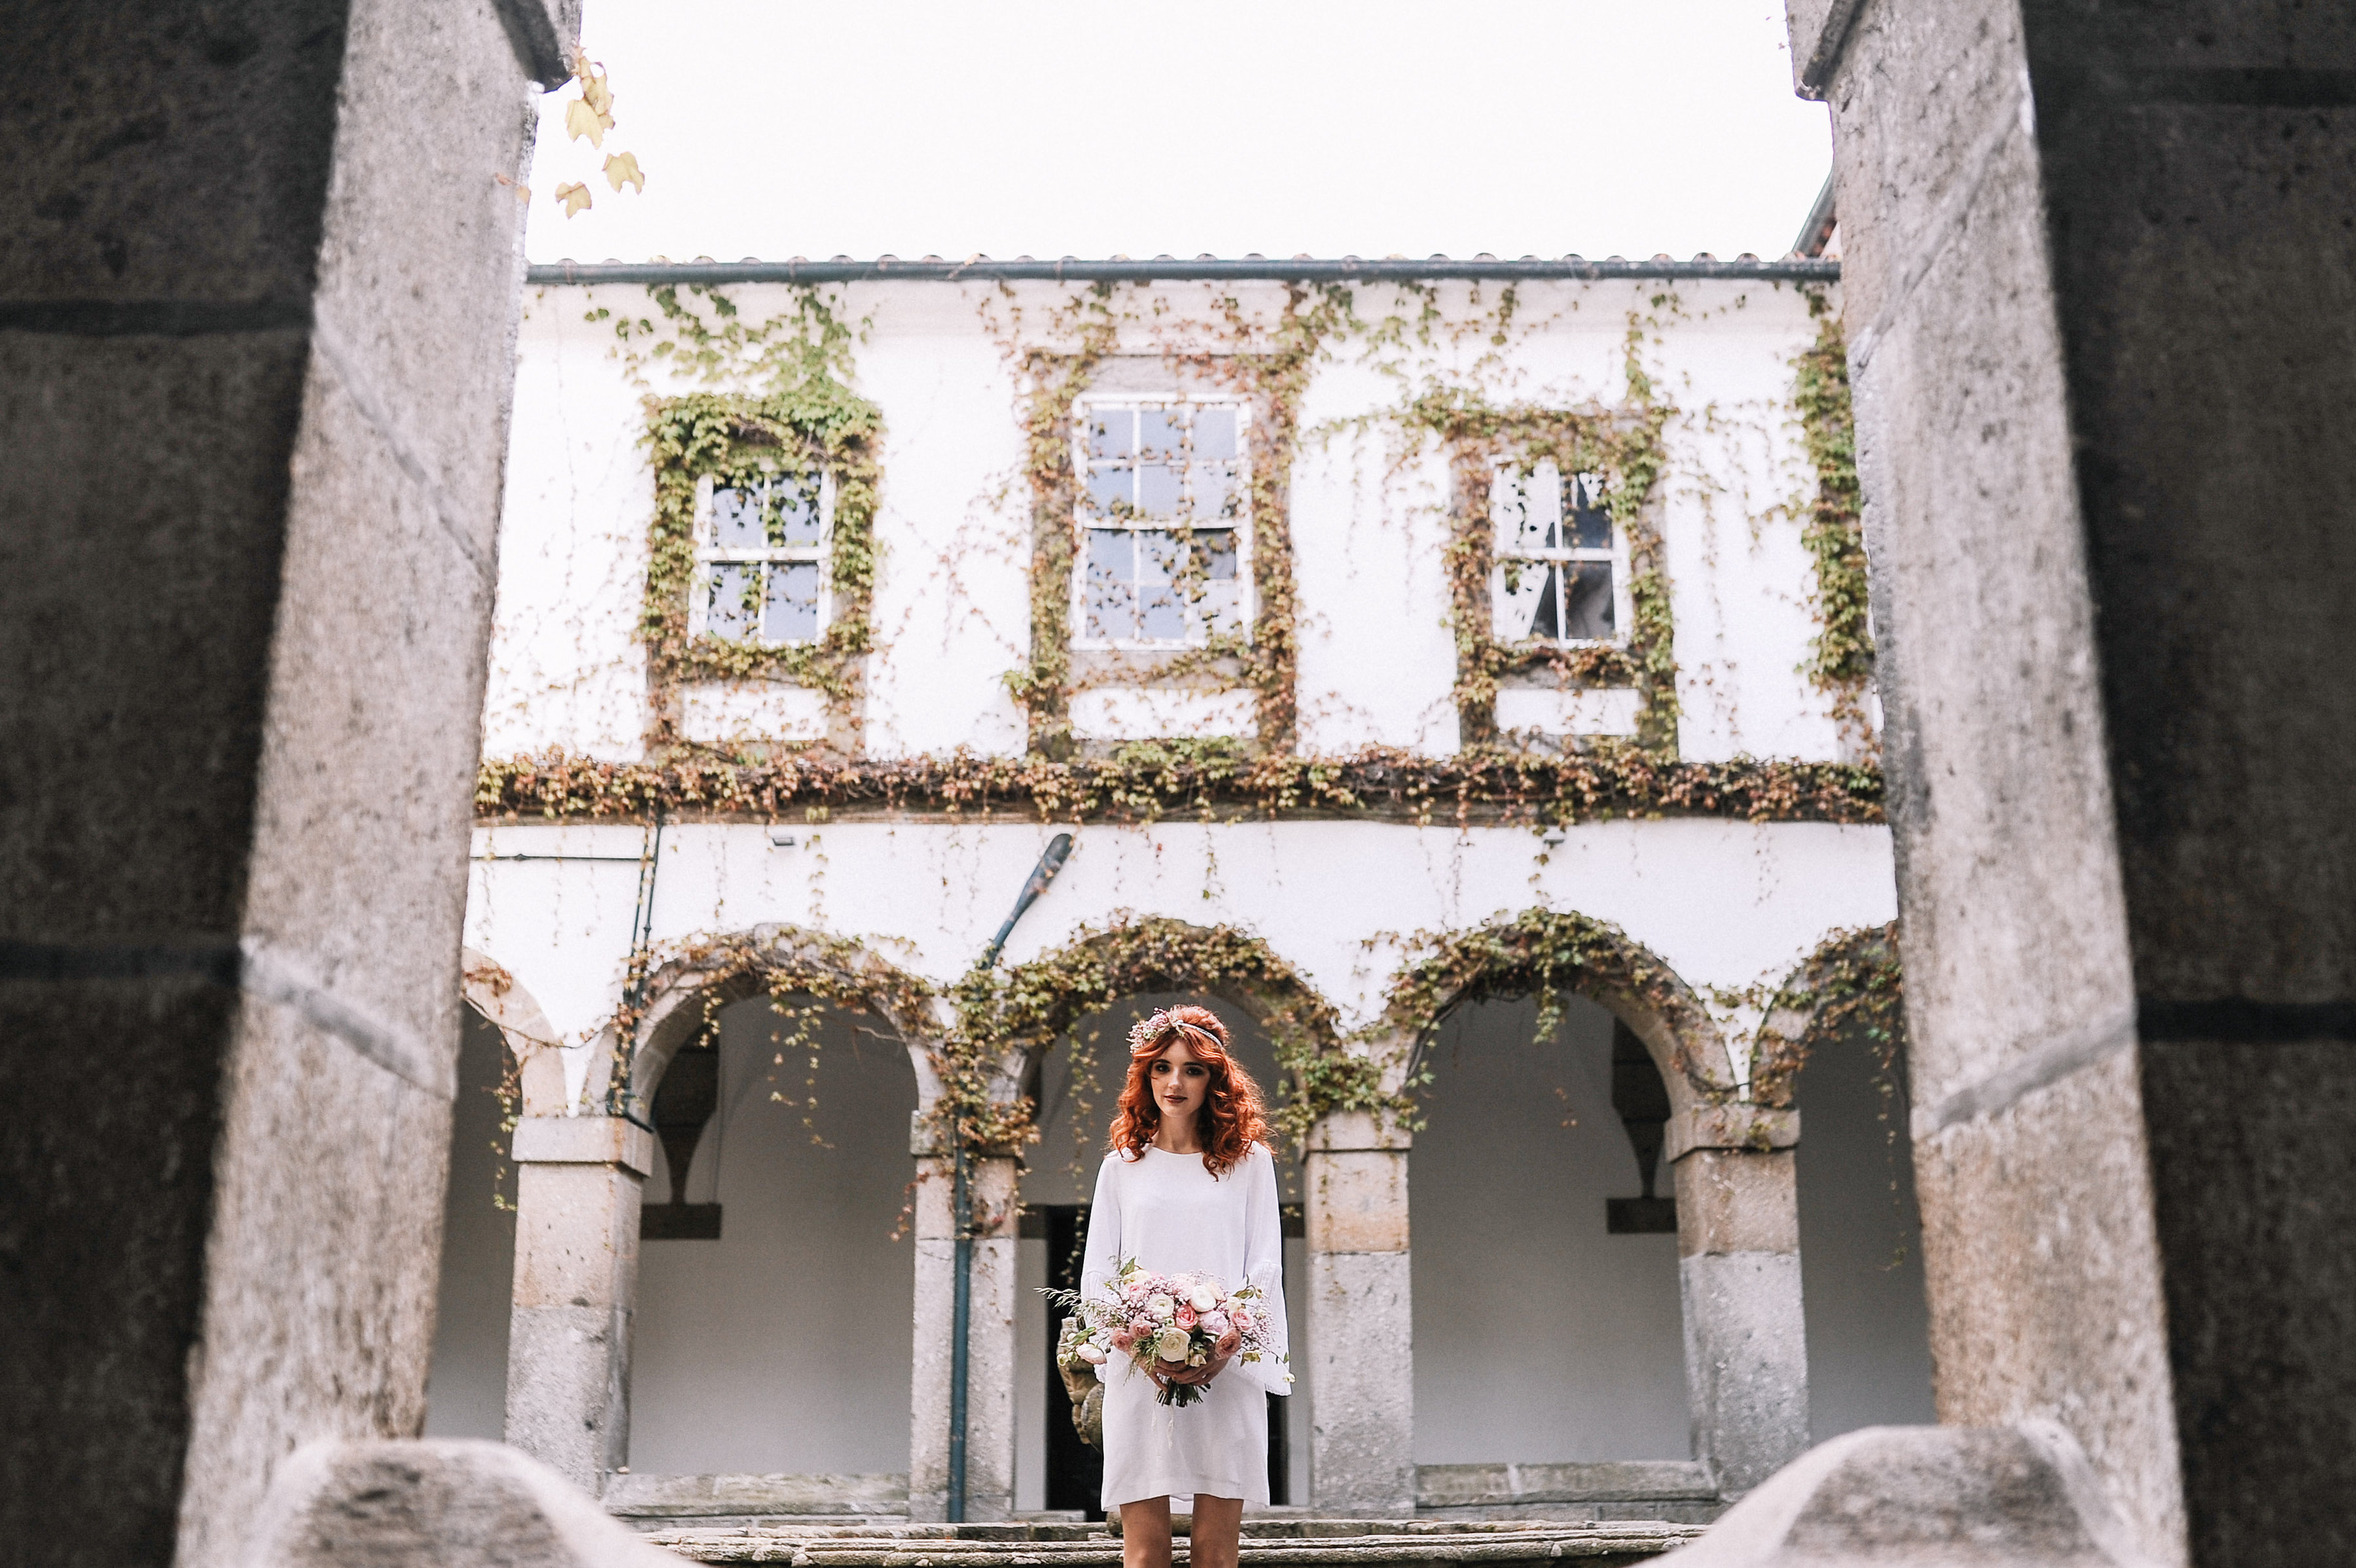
[1154,1329,1241,1389]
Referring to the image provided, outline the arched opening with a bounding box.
[1410,993,1688,1465]
[995,919,1335,1518]
[627,993,919,1477]
[610,928,936,1489]
[423,1005,520,1438]
[426,950,562,1439]
[1385,907,1738,1509]
[1762,927,1934,1440]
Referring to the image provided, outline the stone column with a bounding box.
[1304,1110,1414,1516]
[504,1115,653,1493]
[1668,1106,1807,1497]
[1787,2,2356,1561]
[0,5,571,1567]
[908,1133,1019,1522]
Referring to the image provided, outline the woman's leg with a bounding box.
[1188,1495,1243,1568]
[1120,1497,1173,1568]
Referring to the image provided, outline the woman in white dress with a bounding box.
[1081,1005,1290,1568]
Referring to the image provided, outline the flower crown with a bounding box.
[1128,1008,1219,1055]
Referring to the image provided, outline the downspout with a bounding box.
[950,831,1077,1522]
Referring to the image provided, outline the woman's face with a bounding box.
[1149,1036,1213,1125]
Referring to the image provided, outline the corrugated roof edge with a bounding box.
[524,256,1840,286]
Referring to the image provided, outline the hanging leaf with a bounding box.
[564,96,607,147]
[582,71,615,118]
[604,151,645,195]
[555,181,592,217]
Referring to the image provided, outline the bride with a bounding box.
[1081,1005,1291,1568]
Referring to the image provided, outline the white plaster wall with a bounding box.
[1410,994,1688,1464]
[465,817,1899,1099]
[627,997,919,1476]
[486,276,1850,768]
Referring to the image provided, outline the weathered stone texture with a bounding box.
[507,1157,644,1490]
[1671,1150,1799,1258]
[0,0,556,1563]
[250,1438,678,1568]
[908,1154,1019,1522]
[1306,1249,1414,1515]
[1677,1253,1808,1498]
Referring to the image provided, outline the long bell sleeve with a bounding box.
[1235,1144,1293,1396]
[1079,1151,1127,1304]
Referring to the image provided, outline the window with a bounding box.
[690,472,831,645]
[1491,461,1627,644]
[1073,400,1251,649]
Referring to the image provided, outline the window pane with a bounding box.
[1136,463,1181,516]
[1191,407,1238,460]
[1083,529,1137,642]
[764,561,821,642]
[1187,465,1239,521]
[1565,472,1613,551]
[706,563,759,639]
[1086,465,1132,518]
[1494,558,1546,641]
[1493,471,1550,556]
[1562,561,1616,639]
[1087,408,1133,460]
[1136,530,1188,641]
[1139,408,1183,460]
[1525,463,1564,550]
[713,485,765,548]
[771,474,824,546]
[1196,527,1239,582]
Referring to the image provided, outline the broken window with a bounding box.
[1073,400,1250,649]
[690,471,830,645]
[1491,461,1626,645]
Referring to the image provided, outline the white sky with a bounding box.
[526,1,1829,266]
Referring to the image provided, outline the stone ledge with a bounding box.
[607,1473,910,1519]
[1416,1463,1719,1510]
[251,1438,678,1568]
[1664,1107,1797,1164]
[644,1522,1706,1566]
[1651,1424,2159,1567]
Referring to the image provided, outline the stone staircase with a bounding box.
[633,1520,1707,1567]
[603,1467,1722,1567]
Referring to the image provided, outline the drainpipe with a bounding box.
[950,831,1076,1522]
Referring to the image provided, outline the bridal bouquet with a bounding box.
[1046,1258,1285,1408]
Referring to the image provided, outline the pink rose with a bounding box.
[1175,1306,1198,1330]
[1111,1330,1134,1353]
[1200,1311,1230,1337]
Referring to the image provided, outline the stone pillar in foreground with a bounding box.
[908,1131,1018,1522]
[1786,2,2356,1561]
[1668,1107,1807,1497]
[0,4,571,1567]
[505,1116,653,1493]
[1304,1109,1414,1516]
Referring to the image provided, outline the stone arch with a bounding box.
[586,923,946,1120]
[995,913,1346,1098]
[1381,904,1739,1120]
[1749,922,1903,1111]
[459,948,568,1115]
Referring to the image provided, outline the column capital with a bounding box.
[1666,1103,1799,1164]
[512,1114,654,1177]
[1305,1109,1412,1153]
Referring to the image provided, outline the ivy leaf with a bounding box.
[564,96,607,147]
[604,151,645,195]
[554,181,592,217]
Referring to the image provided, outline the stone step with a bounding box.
[641,1521,1708,1567]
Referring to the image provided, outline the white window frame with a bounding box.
[1069,395,1255,652]
[1490,459,1632,649]
[687,469,834,646]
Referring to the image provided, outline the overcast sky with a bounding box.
[526,1,1830,266]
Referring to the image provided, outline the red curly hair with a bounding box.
[1107,1004,1270,1179]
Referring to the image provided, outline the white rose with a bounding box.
[1077,1343,1107,1365]
[1187,1286,1218,1313]
[1147,1294,1175,1321]
[1155,1327,1193,1363]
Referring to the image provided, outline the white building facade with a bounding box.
[429,257,1927,1525]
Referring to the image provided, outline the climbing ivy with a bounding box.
[478,742,1883,829]
[1793,295,1874,750]
[1747,921,1902,1109]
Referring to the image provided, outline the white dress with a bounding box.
[1080,1141,1291,1509]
